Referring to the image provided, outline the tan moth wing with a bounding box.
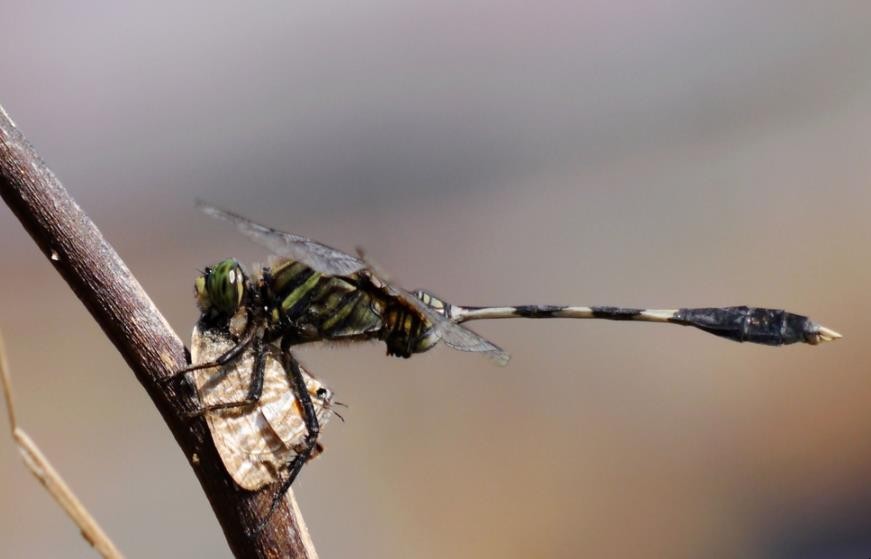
[189,325,334,490]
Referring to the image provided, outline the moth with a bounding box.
[188,320,335,491]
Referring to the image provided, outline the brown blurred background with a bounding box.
[1,2,870,558]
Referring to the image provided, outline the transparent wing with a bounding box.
[366,271,511,366]
[198,201,368,276]
[416,299,511,366]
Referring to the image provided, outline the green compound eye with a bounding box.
[204,259,245,316]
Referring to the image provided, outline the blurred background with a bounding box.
[1,1,870,557]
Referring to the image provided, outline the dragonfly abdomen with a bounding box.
[381,305,433,358]
[671,306,818,345]
[511,305,574,318]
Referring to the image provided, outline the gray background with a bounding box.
[1,2,869,557]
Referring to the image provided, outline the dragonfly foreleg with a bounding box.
[165,321,259,383]
[184,336,267,417]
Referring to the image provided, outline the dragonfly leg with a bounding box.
[163,322,258,384]
[184,336,267,417]
[250,345,321,536]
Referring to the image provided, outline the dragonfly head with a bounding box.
[195,258,247,317]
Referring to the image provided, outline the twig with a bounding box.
[0,103,317,558]
[0,333,125,559]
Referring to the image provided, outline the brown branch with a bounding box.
[0,104,317,559]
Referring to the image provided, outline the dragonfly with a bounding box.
[178,201,841,530]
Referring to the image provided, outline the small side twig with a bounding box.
[0,333,124,559]
[0,103,317,558]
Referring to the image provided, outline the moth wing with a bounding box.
[190,326,287,490]
[258,348,334,447]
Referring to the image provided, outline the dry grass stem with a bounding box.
[0,334,125,559]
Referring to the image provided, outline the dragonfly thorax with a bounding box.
[259,258,441,358]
